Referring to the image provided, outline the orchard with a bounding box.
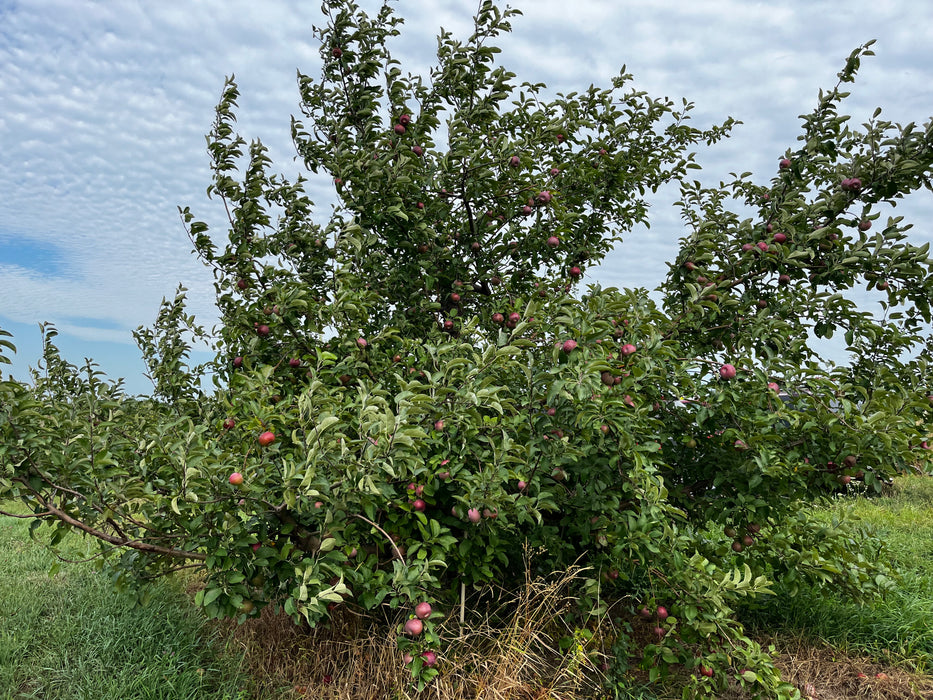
[2,1,933,697]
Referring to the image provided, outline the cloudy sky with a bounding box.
[2,0,932,395]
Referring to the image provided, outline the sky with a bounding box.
[2,0,932,395]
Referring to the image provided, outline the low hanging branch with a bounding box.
[26,489,207,562]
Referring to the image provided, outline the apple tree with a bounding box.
[2,2,933,697]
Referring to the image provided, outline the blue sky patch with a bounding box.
[0,235,72,278]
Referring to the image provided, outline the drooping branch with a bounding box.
[28,489,207,562]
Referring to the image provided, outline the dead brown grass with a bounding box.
[217,562,612,700]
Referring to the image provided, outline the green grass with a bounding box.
[0,508,255,700]
[741,475,933,672]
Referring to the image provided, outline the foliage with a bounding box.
[2,1,933,697]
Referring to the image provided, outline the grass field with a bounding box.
[0,508,257,700]
[2,477,933,699]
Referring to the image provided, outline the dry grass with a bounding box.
[219,562,612,700]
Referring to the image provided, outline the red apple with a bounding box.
[467,508,481,523]
[357,337,368,349]
[537,190,552,205]
[656,606,668,620]
[415,602,432,619]
[289,358,301,368]
[517,480,527,491]
[620,343,637,356]
[509,312,521,324]
[399,114,411,125]
[256,324,270,337]
[492,312,504,324]
[412,145,423,157]
[779,158,791,170]
[412,499,426,512]
[228,472,244,486]
[546,236,560,247]
[434,419,445,431]
[232,356,243,368]
[773,232,787,244]
[858,219,871,231]
[403,618,423,636]
[509,155,520,167]
[421,650,437,667]
[719,364,737,380]
[331,46,342,58]
[569,266,582,278]
[561,339,578,353]
[258,431,275,447]
[394,124,406,135]
[223,418,236,430]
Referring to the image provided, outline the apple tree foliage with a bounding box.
[2,1,933,697]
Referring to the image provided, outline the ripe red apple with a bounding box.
[517,480,527,491]
[412,499,426,512]
[653,627,666,639]
[236,278,248,290]
[732,541,744,552]
[357,337,368,349]
[742,535,755,547]
[331,46,343,58]
[561,339,578,353]
[858,219,871,231]
[509,155,520,167]
[546,236,560,248]
[467,508,481,524]
[620,343,637,356]
[229,472,244,486]
[719,364,737,380]
[434,419,445,431]
[450,293,461,303]
[522,205,533,216]
[556,133,565,143]
[421,650,437,667]
[415,602,432,619]
[399,114,411,125]
[537,190,552,205]
[258,431,276,447]
[416,202,424,210]
[569,266,582,278]
[256,324,270,337]
[773,232,787,244]
[492,312,504,324]
[779,158,791,170]
[232,356,243,368]
[394,124,406,135]
[411,145,423,157]
[223,418,236,430]
[757,241,769,252]
[838,474,852,486]
[767,382,780,392]
[700,666,714,678]
[403,618,423,636]
[741,243,754,253]
[289,358,301,368]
